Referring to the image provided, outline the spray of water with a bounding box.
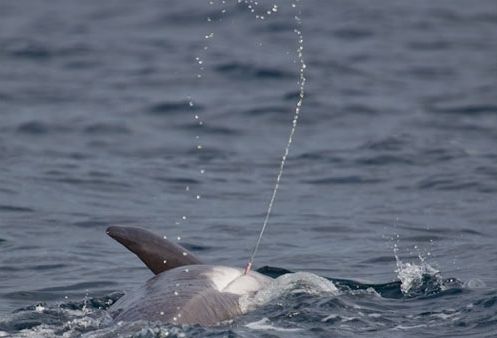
[181,1,306,272]
[245,4,306,274]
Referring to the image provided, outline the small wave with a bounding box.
[430,104,497,116]
[0,205,34,213]
[303,175,384,185]
[0,305,106,337]
[0,294,121,337]
[242,105,290,117]
[15,120,76,135]
[6,40,53,61]
[84,123,131,135]
[147,101,199,115]
[241,272,338,313]
[16,121,49,135]
[214,62,293,79]
[245,317,302,332]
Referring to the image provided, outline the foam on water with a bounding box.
[240,271,338,313]
[0,311,107,338]
[464,278,487,289]
[394,255,443,297]
[244,317,302,332]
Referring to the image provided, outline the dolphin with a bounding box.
[106,226,271,325]
[105,226,461,325]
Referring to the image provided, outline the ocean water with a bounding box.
[1,0,497,337]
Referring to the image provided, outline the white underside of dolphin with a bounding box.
[106,226,272,325]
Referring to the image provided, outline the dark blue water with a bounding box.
[1,1,497,337]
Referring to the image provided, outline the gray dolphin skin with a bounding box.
[106,225,203,274]
[106,226,271,325]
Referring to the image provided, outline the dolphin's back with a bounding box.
[110,264,270,325]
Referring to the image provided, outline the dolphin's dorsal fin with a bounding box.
[106,225,203,274]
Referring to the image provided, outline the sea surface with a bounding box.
[1,1,497,337]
